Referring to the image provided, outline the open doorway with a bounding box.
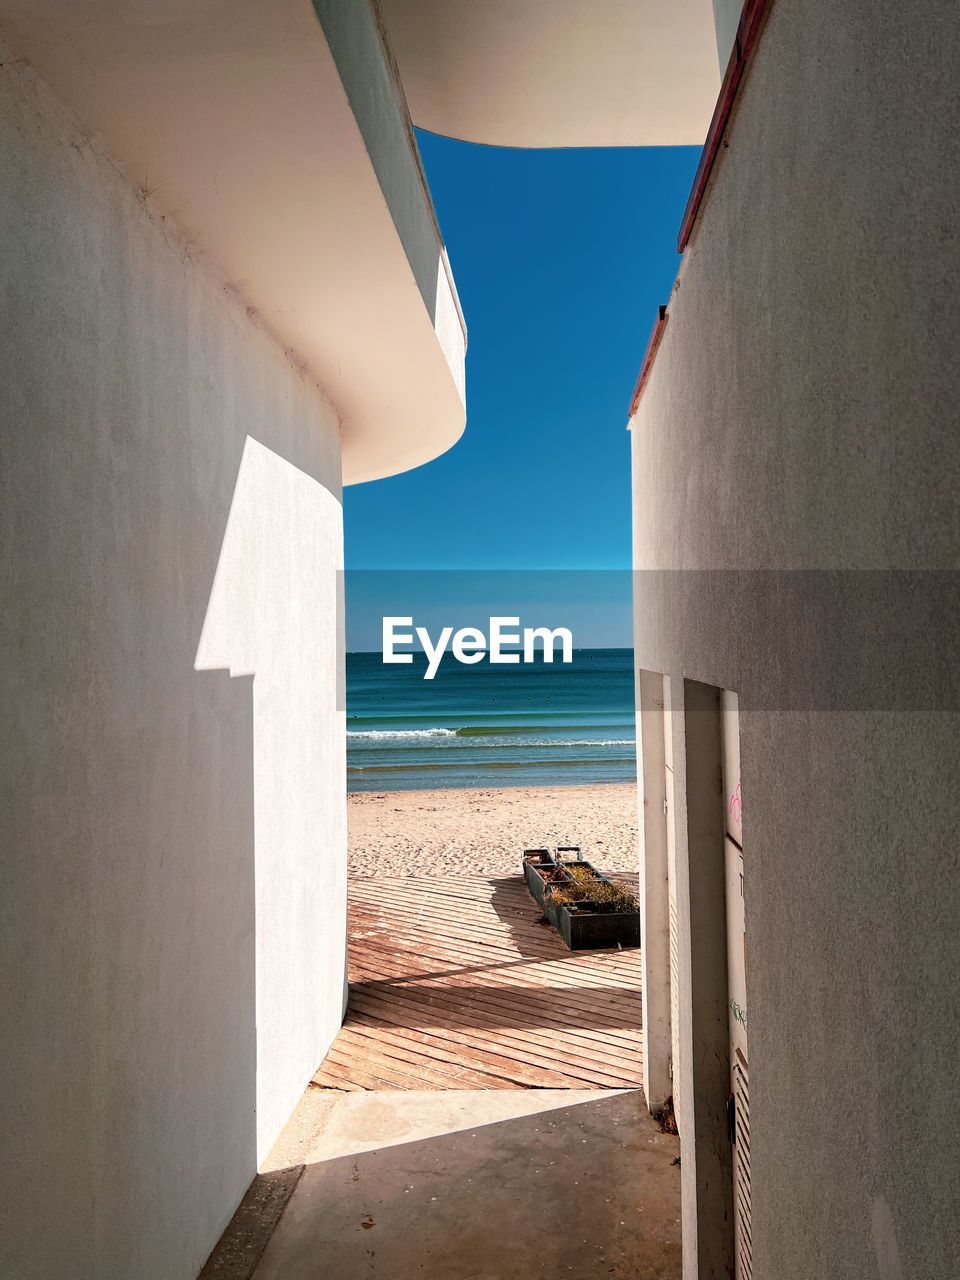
[722,690,752,1280]
[639,677,751,1280]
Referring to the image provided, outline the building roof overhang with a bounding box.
[0,0,467,485]
[378,0,721,148]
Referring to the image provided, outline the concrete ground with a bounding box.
[203,1086,682,1280]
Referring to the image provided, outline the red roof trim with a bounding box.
[677,0,774,253]
[628,305,668,418]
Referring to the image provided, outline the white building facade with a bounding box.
[0,3,464,1276]
[628,2,959,1277]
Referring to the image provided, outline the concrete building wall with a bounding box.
[630,1,960,1277]
[0,49,346,1280]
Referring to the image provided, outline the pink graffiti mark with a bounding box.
[729,782,743,828]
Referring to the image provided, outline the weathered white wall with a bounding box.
[0,46,346,1280]
[631,1,959,1277]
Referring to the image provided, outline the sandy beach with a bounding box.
[347,782,639,877]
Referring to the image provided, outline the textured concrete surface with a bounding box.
[199,1168,305,1280]
[250,1089,681,1280]
[629,1,960,1277]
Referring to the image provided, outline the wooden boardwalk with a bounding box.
[314,873,643,1091]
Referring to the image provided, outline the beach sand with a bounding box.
[347,783,639,878]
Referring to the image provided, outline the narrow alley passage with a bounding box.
[201,872,681,1279]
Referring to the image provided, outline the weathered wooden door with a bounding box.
[722,691,751,1280]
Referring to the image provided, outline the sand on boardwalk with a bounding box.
[347,783,639,878]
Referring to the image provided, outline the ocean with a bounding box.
[346,648,636,792]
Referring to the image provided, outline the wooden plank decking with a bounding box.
[314,872,643,1091]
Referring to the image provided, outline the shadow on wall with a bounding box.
[0,426,259,1278]
[0,430,344,1278]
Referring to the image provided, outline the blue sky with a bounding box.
[343,135,700,643]
[344,569,635,652]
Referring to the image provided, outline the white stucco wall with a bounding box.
[630,1,959,1277]
[0,47,346,1280]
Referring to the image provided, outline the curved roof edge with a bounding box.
[379,0,722,149]
[0,0,468,488]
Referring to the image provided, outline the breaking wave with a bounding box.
[348,729,633,748]
[347,727,457,740]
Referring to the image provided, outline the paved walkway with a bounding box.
[314,873,644,1091]
[200,874,683,1279]
[250,1089,682,1280]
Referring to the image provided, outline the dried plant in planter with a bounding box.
[546,883,591,909]
[522,850,641,949]
[586,880,639,914]
[549,880,637,915]
[562,864,637,913]
[567,864,602,886]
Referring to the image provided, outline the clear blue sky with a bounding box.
[343,136,700,643]
[344,569,635,651]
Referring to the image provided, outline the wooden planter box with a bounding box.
[522,851,570,907]
[544,895,642,951]
[522,849,641,951]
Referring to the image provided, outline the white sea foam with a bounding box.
[348,730,634,747]
[519,739,635,748]
[347,728,457,740]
